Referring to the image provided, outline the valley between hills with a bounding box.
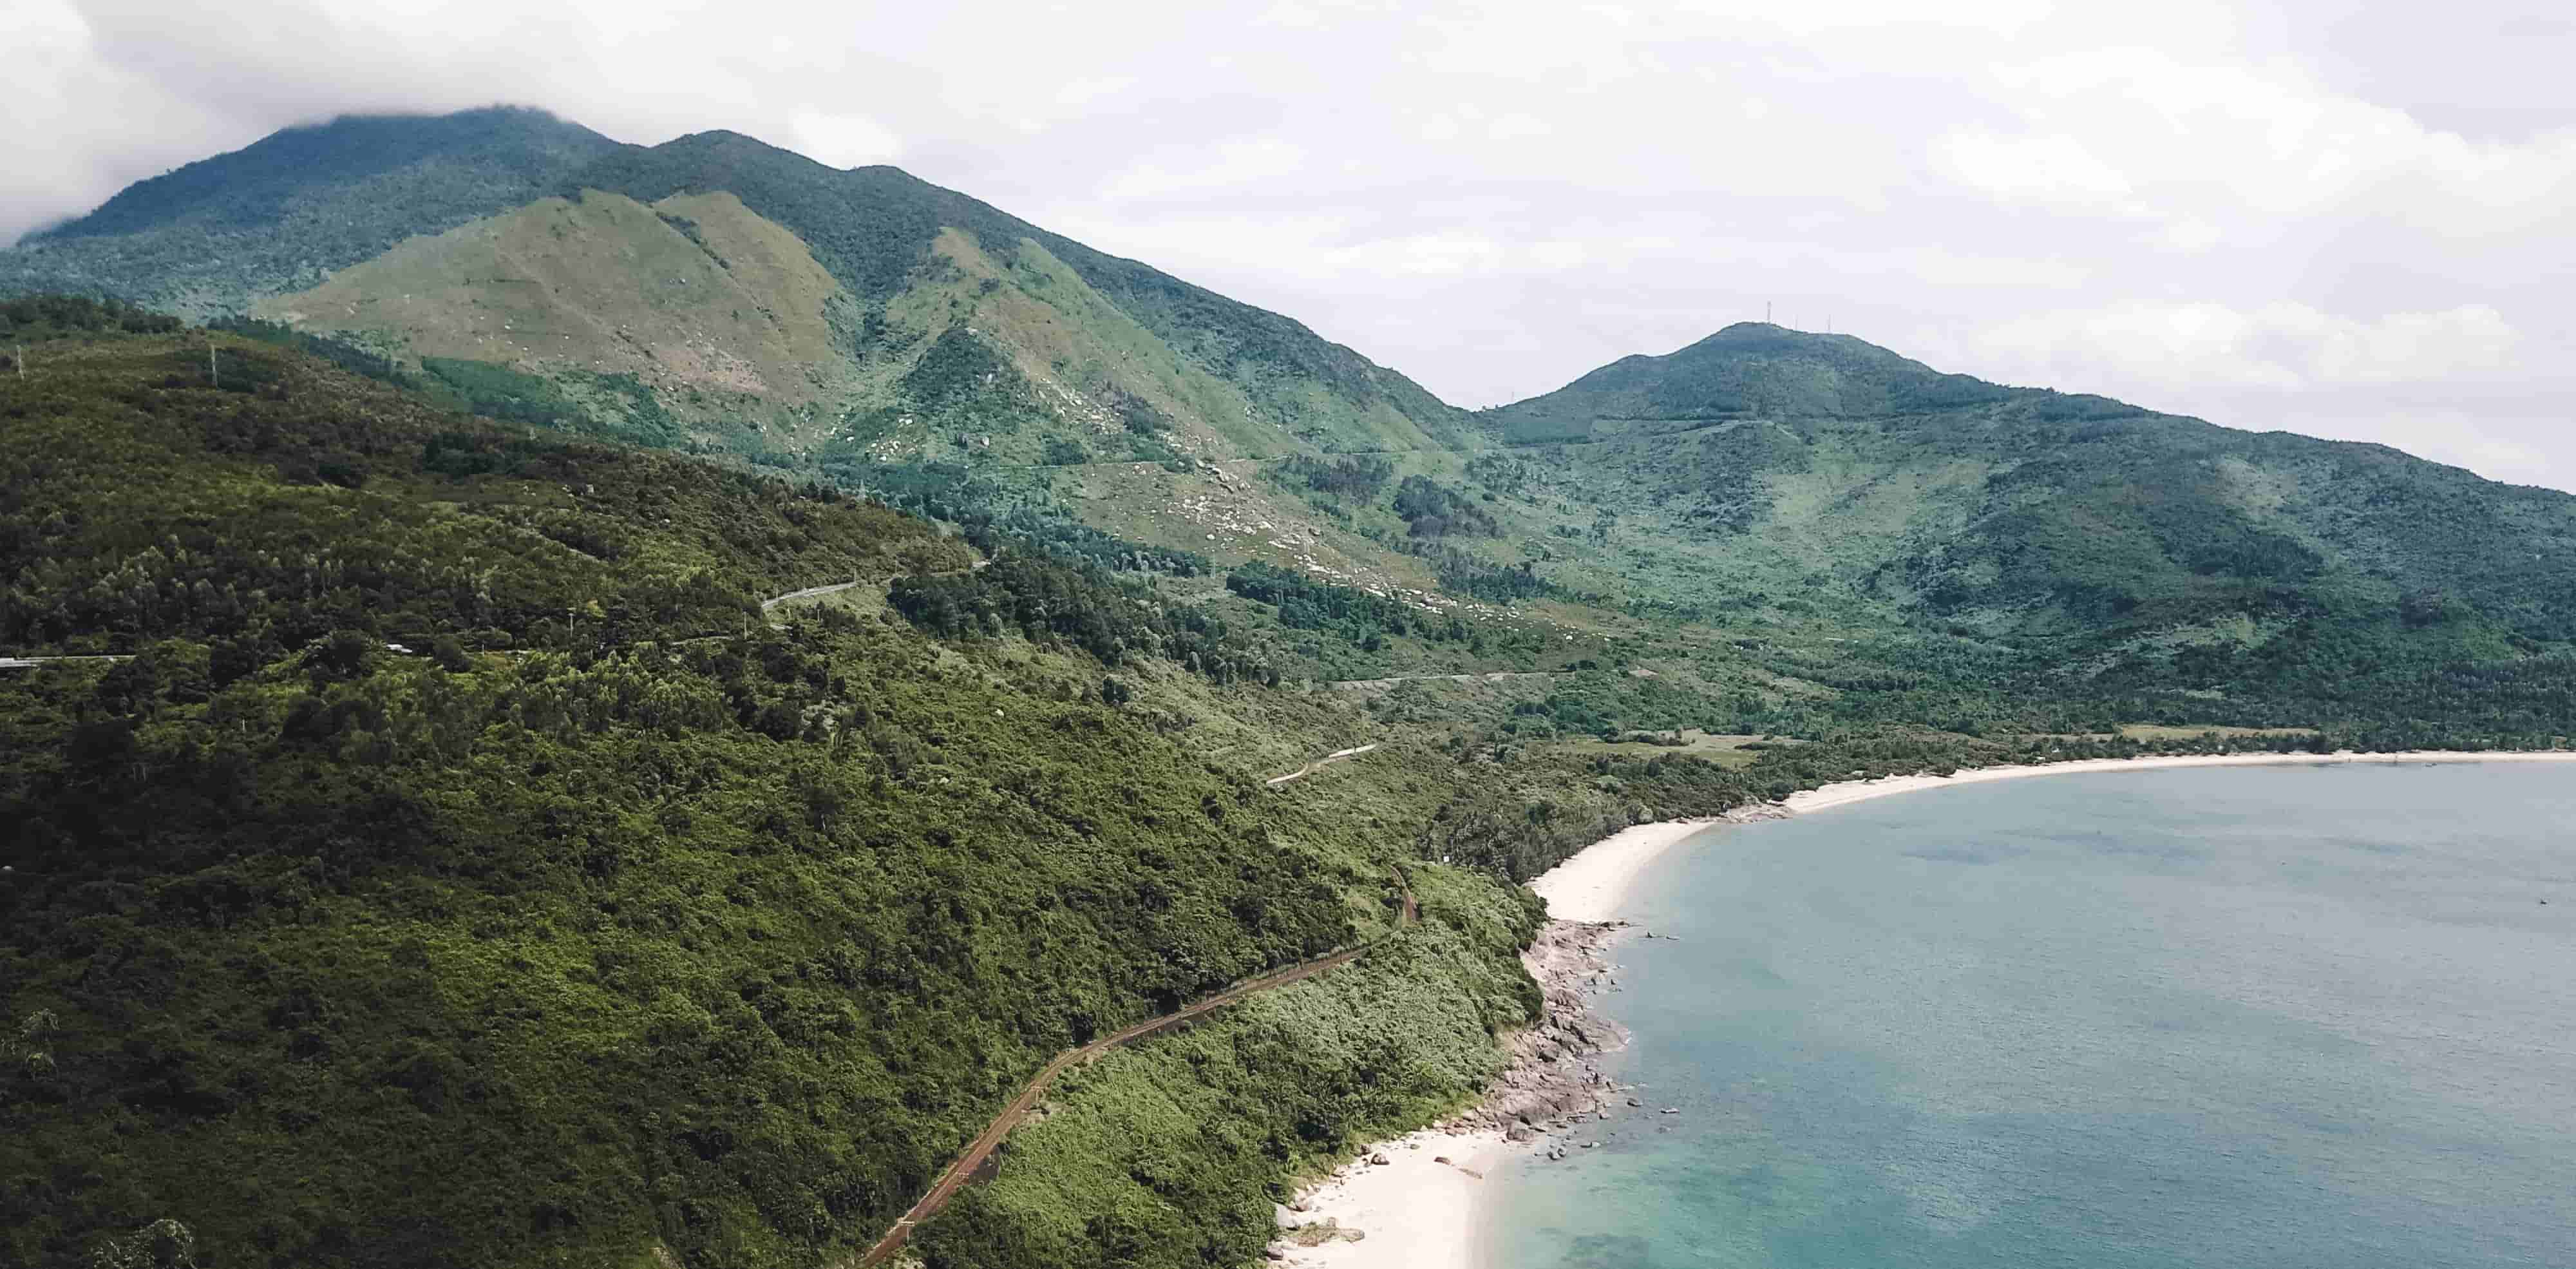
[5,107,2575,1269]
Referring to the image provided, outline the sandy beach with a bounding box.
[1273,1128,1514,1268]
[1537,751,2576,926]
[1276,747,2576,1269]
[1525,816,1731,922]
[1783,749,2576,814]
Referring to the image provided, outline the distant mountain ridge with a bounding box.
[1,108,1472,465]
[10,108,2576,700]
[1484,322,2576,679]
[1490,322,2016,443]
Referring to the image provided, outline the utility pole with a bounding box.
[207,336,218,388]
[12,344,22,378]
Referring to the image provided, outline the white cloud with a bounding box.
[1942,48,2576,236]
[788,110,903,168]
[1976,301,2523,393]
[1932,131,2137,211]
[1101,138,1310,202]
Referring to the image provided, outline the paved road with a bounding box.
[849,943,1374,1266]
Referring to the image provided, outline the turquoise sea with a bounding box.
[1477,763,2576,1268]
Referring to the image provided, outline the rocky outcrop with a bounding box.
[1446,919,1634,1138]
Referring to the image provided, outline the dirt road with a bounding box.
[849,943,1373,1266]
[1264,742,1381,786]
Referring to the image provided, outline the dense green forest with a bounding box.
[0,329,1539,1268]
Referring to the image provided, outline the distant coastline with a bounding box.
[1285,748,2576,1269]
[1543,749,2576,924]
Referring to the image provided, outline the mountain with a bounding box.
[1472,323,2576,685]
[1489,323,2014,445]
[1,110,1473,476]
[9,110,2573,732]
[5,108,621,316]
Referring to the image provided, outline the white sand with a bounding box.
[1272,1128,1513,1269]
[1535,752,2576,926]
[1783,749,2576,815]
[1296,748,2576,1269]
[1526,817,1725,922]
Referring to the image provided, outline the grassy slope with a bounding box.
[256,189,857,442]
[569,130,1475,456]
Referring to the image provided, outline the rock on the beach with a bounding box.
[1369,1152,1391,1165]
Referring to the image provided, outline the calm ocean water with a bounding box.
[1477,763,2576,1269]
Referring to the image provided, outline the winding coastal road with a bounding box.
[8,574,1396,1266]
[847,943,1375,1267]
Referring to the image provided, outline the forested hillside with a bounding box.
[1457,323,2576,721]
[0,321,1552,1269]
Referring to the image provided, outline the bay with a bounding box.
[1478,762,2576,1268]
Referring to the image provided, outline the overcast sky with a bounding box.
[12,1,2574,488]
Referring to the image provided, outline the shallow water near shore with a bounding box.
[1477,763,2576,1268]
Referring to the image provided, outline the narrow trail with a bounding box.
[1321,669,1563,691]
[1264,742,1381,786]
[848,943,1376,1267]
[760,580,869,612]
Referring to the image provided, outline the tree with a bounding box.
[90,1218,198,1269]
[5,1009,57,1079]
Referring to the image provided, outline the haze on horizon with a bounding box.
[10,0,2573,490]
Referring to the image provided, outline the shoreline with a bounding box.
[1543,750,2576,925]
[1274,747,2576,1269]
[1271,921,1634,1268]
